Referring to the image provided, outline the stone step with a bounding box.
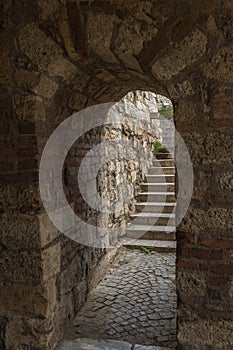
[124,239,176,253]
[141,230,176,240]
[135,202,176,214]
[130,212,175,226]
[161,133,175,137]
[126,224,176,240]
[152,159,174,167]
[146,174,175,183]
[157,147,171,153]
[135,346,174,350]
[58,338,173,350]
[141,183,174,192]
[161,139,175,143]
[58,338,132,350]
[162,146,174,151]
[160,142,174,145]
[148,167,175,175]
[137,192,176,202]
[160,126,175,128]
[155,153,173,160]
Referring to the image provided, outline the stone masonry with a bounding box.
[63,91,160,249]
[0,1,233,349]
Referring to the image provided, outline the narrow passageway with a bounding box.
[59,248,176,350]
[58,92,177,350]
[2,3,232,349]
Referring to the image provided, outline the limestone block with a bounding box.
[39,213,61,248]
[58,16,84,62]
[219,171,233,191]
[0,278,56,318]
[5,304,55,349]
[202,132,233,163]
[42,242,61,281]
[0,184,40,212]
[68,92,87,110]
[0,242,60,283]
[14,70,40,90]
[14,94,46,121]
[179,207,233,233]
[202,47,233,82]
[205,15,218,36]
[152,30,207,80]
[34,75,58,99]
[98,212,111,228]
[37,0,65,21]
[180,131,233,165]
[131,171,137,183]
[47,56,77,81]
[87,12,118,63]
[230,281,233,298]
[71,72,90,93]
[49,292,75,347]
[212,92,233,120]
[114,10,157,71]
[73,280,88,312]
[168,80,194,99]
[128,160,135,170]
[0,214,40,249]
[174,98,196,124]
[0,33,12,85]
[178,320,233,349]
[18,23,62,70]
[18,23,76,80]
[177,271,207,298]
[0,213,59,253]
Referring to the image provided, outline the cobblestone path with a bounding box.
[60,248,177,349]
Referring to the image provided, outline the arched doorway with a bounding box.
[1,1,232,349]
[56,90,177,348]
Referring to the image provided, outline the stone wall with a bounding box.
[98,92,158,243]
[0,1,233,349]
[64,90,159,246]
[56,91,159,346]
[0,82,159,348]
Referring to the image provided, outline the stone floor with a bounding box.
[59,338,174,350]
[59,248,177,349]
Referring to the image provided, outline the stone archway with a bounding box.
[0,1,233,349]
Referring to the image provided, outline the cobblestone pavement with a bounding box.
[61,248,177,348]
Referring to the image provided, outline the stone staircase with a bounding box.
[159,118,175,154]
[124,148,176,252]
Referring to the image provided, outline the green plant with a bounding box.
[159,106,174,119]
[120,260,130,265]
[140,246,152,253]
[153,141,163,155]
